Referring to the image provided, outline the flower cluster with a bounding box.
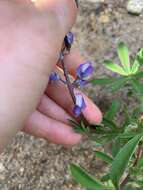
[49,32,94,117]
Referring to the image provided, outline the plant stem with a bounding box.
[61,57,89,126]
[120,145,142,189]
[61,59,76,104]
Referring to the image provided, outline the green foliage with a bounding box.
[105,100,120,121]
[110,134,143,188]
[95,151,113,164]
[70,42,143,190]
[117,42,130,73]
[70,164,108,190]
[104,60,128,76]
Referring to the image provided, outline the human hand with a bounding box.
[0,0,102,152]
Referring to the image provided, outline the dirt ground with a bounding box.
[1,0,143,189]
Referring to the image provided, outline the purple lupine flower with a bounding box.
[73,94,86,116]
[64,32,74,51]
[76,61,94,79]
[49,72,60,81]
[73,80,87,87]
[65,32,74,45]
[79,80,88,87]
[59,52,64,61]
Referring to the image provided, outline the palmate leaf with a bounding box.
[117,42,131,73]
[110,134,143,188]
[104,60,128,76]
[70,164,109,190]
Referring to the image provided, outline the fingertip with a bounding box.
[82,96,103,125]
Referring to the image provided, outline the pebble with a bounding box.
[127,0,143,15]
[0,163,5,172]
[99,14,110,24]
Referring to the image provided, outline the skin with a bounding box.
[0,0,102,152]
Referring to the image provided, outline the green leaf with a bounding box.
[131,78,143,95]
[106,77,128,92]
[131,60,140,74]
[137,48,143,65]
[95,151,113,164]
[117,42,131,73]
[91,78,115,86]
[118,132,141,139]
[112,138,121,157]
[110,134,143,188]
[101,174,110,182]
[91,134,116,145]
[102,117,119,131]
[124,187,140,190]
[104,60,128,76]
[102,118,118,130]
[137,157,143,167]
[134,71,143,79]
[70,164,107,190]
[105,100,120,120]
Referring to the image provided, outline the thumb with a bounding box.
[34,0,77,35]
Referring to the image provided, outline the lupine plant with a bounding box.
[49,25,143,189]
[49,1,143,189]
[49,23,143,190]
[69,42,143,190]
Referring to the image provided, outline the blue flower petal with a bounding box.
[76,61,94,79]
[49,72,60,81]
[66,32,74,45]
[73,94,86,116]
[79,80,88,87]
[73,106,82,116]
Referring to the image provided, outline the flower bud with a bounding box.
[49,72,60,81]
[74,80,87,87]
[73,94,86,116]
[64,32,74,51]
[76,61,94,79]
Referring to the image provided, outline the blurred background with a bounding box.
[1,0,143,189]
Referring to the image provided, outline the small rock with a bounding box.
[127,0,143,15]
[99,14,110,24]
[0,163,5,172]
